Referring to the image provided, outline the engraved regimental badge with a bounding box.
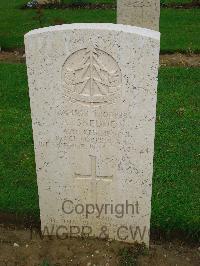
[62,47,122,105]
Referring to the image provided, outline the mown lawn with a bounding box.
[0,1,200,52]
[0,63,199,237]
[153,67,200,237]
[161,0,194,3]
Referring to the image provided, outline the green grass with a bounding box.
[161,0,193,3]
[0,0,194,8]
[152,67,200,236]
[0,1,200,52]
[160,9,200,53]
[0,63,199,237]
[0,63,38,216]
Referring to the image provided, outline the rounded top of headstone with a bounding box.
[24,23,160,41]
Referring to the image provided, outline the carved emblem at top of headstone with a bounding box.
[62,47,122,105]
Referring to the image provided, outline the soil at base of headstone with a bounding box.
[0,51,200,67]
[0,225,199,266]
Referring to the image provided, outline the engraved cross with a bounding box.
[75,155,113,181]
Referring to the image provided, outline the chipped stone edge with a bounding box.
[24,23,160,41]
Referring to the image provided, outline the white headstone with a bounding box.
[117,0,160,31]
[25,24,160,246]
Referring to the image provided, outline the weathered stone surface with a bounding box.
[117,0,160,31]
[25,23,160,245]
